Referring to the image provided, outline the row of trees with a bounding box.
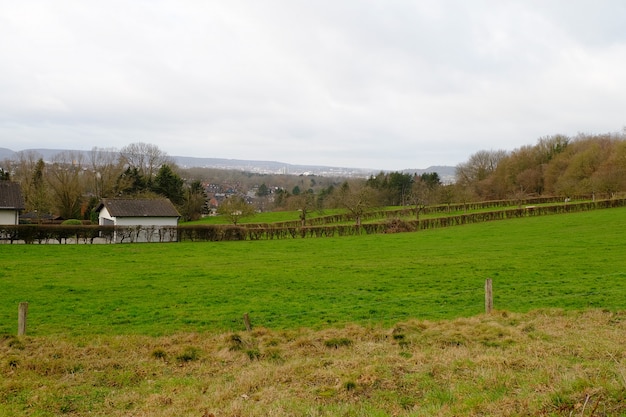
[456,131,626,201]
[5,130,624,226]
[2,143,208,222]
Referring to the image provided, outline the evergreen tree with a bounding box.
[152,164,184,205]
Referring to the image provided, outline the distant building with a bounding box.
[0,181,25,225]
[95,198,180,243]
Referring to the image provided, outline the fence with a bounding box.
[3,198,626,244]
[15,274,624,336]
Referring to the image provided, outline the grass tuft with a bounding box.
[324,337,352,349]
[176,346,200,363]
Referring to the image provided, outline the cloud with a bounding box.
[1,1,625,170]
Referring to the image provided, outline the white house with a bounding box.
[0,181,25,225]
[95,198,180,243]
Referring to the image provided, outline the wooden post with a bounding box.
[243,313,251,331]
[18,302,28,336]
[485,279,493,314]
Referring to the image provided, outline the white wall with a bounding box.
[114,217,178,227]
[0,209,18,225]
[97,210,179,242]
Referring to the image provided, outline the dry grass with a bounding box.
[2,309,626,416]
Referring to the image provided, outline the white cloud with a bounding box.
[1,0,625,170]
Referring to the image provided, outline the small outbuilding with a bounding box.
[0,181,25,225]
[95,198,180,243]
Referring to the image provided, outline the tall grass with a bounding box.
[2,207,625,336]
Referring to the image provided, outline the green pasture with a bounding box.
[1,207,625,337]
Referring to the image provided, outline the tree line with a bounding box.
[455,130,626,201]
[1,143,207,222]
[3,130,625,226]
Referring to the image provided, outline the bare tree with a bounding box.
[88,147,126,199]
[333,180,380,228]
[287,190,316,227]
[408,179,430,220]
[47,151,86,219]
[119,142,171,183]
[455,149,508,185]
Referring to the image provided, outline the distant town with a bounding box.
[0,147,456,182]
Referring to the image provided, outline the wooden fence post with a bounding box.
[243,313,252,331]
[18,302,28,336]
[485,279,493,314]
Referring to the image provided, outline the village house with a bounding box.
[95,198,180,243]
[0,181,25,225]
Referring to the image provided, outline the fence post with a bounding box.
[485,279,493,314]
[243,313,252,331]
[18,302,28,336]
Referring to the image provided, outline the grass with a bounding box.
[1,310,625,416]
[1,207,626,416]
[1,207,625,336]
[183,208,345,225]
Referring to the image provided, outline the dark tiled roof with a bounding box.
[0,181,25,209]
[97,199,180,217]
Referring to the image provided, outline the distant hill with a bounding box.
[0,148,456,180]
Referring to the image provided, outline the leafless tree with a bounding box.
[333,180,380,228]
[119,142,171,181]
[88,147,126,199]
[47,151,86,219]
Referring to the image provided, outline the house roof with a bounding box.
[0,181,25,210]
[96,199,180,218]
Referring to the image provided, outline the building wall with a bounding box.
[97,210,178,243]
[98,207,113,225]
[113,217,178,227]
[0,209,18,225]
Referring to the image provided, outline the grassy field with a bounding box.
[2,208,626,416]
[1,206,625,336]
[2,310,625,416]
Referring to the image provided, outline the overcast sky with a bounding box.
[1,1,625,170]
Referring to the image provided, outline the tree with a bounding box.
[256,183,269,197]
[180,180,208,221]
[408,173,440,220]
[28,158,51,219]
[592,140,626,198]
[455,149,508,199]
[332,181,379,228]
[152,164,184,205]
[117,166,148,196]
[88,147,126,199]
[287,190,316,227]
[119,142,170,186]
[217,196,255,225]
[420,172,441,190]
[47,152,85,219]
[387,172,414,206]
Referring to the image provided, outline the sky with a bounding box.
[1,1,626,170]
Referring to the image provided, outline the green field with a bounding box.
[2,207,626,337]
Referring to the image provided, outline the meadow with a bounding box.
[1,206,625,336]
[2,207,626,416]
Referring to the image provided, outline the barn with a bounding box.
[95,198,180,243]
